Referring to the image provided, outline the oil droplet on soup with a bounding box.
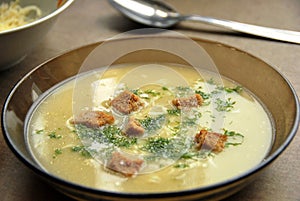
[26,64,274,193]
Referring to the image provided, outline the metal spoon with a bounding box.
[108,0,300,44]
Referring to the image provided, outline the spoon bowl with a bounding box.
[109,0,300,44]
[109,0,179,28]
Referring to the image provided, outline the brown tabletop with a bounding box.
[1,0,300,200]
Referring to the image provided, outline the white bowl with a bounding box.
[0,0,74,70]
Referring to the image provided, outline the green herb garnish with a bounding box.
[142,137,188,159]
[167,109,181,116]
[180,151,214,160]
[224,129,244,147]
[133,89,161,98]
[53,148,62,158]
[215,98,236,112]
[181,111,202,126]
[35,129,44,134]
[48,131,62,139]
[143,137,171,154]
[55,148,62,154]
[162,86,169,91]
[217,85,243,93]
[195,90,210,100]
[71,145,92,158]
[174,163,189,168]
[138,115,165,133]
[144,89,160,96]
[75,124,137,148]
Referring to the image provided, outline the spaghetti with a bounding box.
[0,0,42,32]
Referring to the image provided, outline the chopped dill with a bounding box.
[142,137,171,154]
[53,148,62,158]
[75,124,137,148]
[215,98,236,112]
[181,111,202,126]
[176,86,190,91]
[71,145,83,152]
[142,137,187,159]
[217,85,243,93]
[131,89,139,95]
[101,125,137,147]
[162,86,169,91]
[55,149,62,154]
[175,86,193,97]
[132,89,161,97]
[223,129,244,147]
[71,145,92,158]
[167,109,181,116]
[35,129,44,134]
[174,163,189,168]
[180,151,215,160]
[195,90,210,100]
[145,89,160,96]
[48,131,62,139]
[138,115,165,133]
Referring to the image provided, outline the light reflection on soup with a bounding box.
[26,63,273,193]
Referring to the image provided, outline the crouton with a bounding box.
[72,110,114,128]
[111,90,143,114]
[194,129,227,153]
[124,117,145,137]
[172,94,203,109]
[107,152,144,177]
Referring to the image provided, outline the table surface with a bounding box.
[1,0,300,200]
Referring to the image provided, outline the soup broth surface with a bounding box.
[26,63,273,193]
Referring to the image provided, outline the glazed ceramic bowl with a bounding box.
[0,0,74,70]
[2,36,299,201]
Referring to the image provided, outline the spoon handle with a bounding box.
[182,15,300,44]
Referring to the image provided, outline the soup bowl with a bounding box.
[2,35,299,201]
[0,0,74,70]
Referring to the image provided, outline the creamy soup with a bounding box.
[25,63,273,193]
